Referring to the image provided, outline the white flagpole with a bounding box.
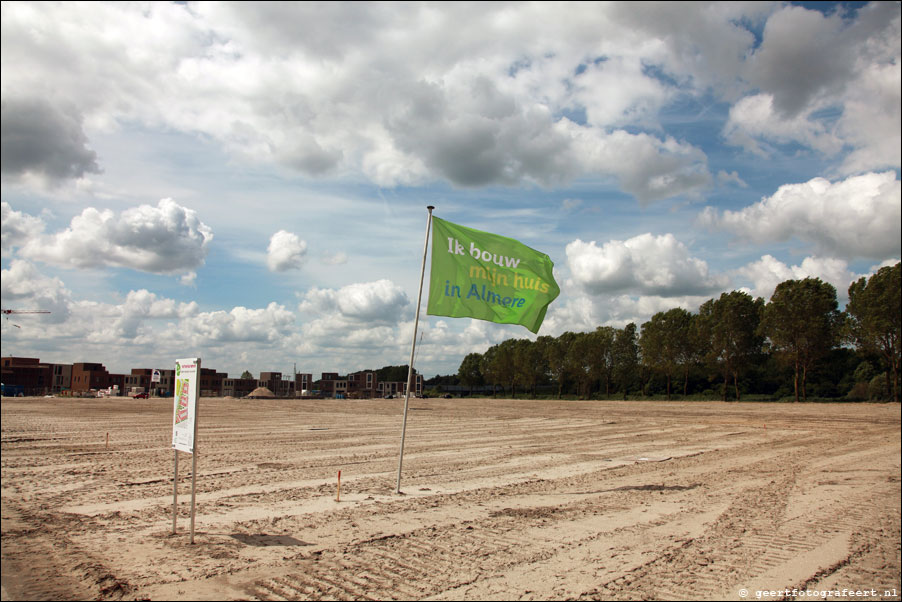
[396,205,434,494]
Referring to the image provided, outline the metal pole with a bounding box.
[172,450,178,534]
[189,362,200,544]
[189,449,197,543]
[396,205,434,494]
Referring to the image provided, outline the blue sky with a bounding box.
[2,1,899,379]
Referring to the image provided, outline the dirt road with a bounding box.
[2,397,899,600]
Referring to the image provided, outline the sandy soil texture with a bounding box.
[1,396,900,601]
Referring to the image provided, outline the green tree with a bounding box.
[513,339,546,398]
[588,326,617,397]
[479,345,501,396]
[496,339,519,396]
[566,332,596,399]
[697,292,764,401]
[240,370,253,379]
[853,361,877,385]
[612,323,639,399]
[640,308,693,400]
[479,342,517,396]
[761,278,841,402]
[458,352,484,395]
[683,313,707,395]
[376,365,412,382]
[546,332,575,398]
[532,336,556,396]
[846,262,901,402]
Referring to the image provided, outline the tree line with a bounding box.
[454,263,900,402]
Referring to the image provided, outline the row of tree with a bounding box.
[456,263,901,402]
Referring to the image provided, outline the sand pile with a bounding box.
[245,387,275,398]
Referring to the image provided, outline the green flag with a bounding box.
[427,216,560,334]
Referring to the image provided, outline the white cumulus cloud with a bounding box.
[290,279,413,367]
[299,279,409,325]
[722,93,844,157]
[566,233,729,297]
[726,3,900,172]
[173,302,295,345]
[699,171,901,260]
[18,198,213,275]
[735,255,856,302]
[0,259,72,323]
[267,230,307,272]
[1,202,45,251]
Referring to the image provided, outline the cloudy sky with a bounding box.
[2,1,899,380]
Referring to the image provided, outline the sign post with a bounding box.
[171,357,201,543]
[151,368,161,396]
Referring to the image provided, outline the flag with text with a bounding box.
[427,217,559,334]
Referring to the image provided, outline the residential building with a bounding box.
[71,362,114,393]
[156,369,175,396]
[259,372,295,397]
[199,368,226,397]
[377,373,424,398]
[125,369,152,395]
[222,377,257,398]
[1,357,52,396]
[347,370,378,398]
[316,373,348,398]
[49,363,72,393]
[295,373,313,396]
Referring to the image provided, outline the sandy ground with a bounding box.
[1,396,899,601]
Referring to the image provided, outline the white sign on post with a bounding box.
[172,357,201,542]
[152,369,161,383]
[172,358,200,453]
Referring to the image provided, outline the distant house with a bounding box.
[296,373,314,395]
[1,357,52,396]
[347,370,378,398]
[200,368,226,397]
[222,377,258,398]
[50,363,72,393]
[259,372,296,397]
[316,373,348,398]
[71,362,113,393]
[377,374,424,398]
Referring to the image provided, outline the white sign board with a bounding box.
[172,358,200,453]
[152,369,161,383]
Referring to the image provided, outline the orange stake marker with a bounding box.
[336,470,341,502]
